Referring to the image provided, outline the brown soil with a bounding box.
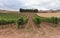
[0,13,60,38]
[0,23,60,38]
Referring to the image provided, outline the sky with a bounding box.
[0,0,60,11]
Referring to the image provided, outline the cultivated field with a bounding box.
[37,13,60,18]
[0,11,60,38]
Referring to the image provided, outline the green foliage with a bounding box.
[20,8,38,12]
[33,15,41,24]
[0,13,28,29]
[50,17,58,24]
[0,13,22,25]
[0,13,20,25]
[58,18,60,22]
[16,16,28,29]
[33,15,59,26]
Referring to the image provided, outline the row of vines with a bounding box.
[33,14,60,27]
[0,13,60,29]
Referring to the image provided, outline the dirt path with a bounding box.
[24,13,38,32]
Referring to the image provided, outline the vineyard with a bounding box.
[0,13,28,29]
[0,13,60,38]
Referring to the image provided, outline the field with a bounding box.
[37,13,60,18]
[0,11,60,38]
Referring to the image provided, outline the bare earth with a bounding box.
[0,23,60,38]
[37,13,60,18]
[0,13,60,38]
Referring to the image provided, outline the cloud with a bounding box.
[0,0,60,10]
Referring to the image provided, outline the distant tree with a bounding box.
[34,9,38,12]
[19,8,38,12]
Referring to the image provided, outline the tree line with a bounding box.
[20,8,38,12]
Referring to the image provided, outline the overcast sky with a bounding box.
[0,0,60,11]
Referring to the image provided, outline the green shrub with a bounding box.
[50,17,58,24]
[40,17,50,22]
[0,13,21,25]
[33,16,41,25]
[0,19,15,25]
[16,16,28,29]
[58,18,60,22]
[0,19,6,25]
